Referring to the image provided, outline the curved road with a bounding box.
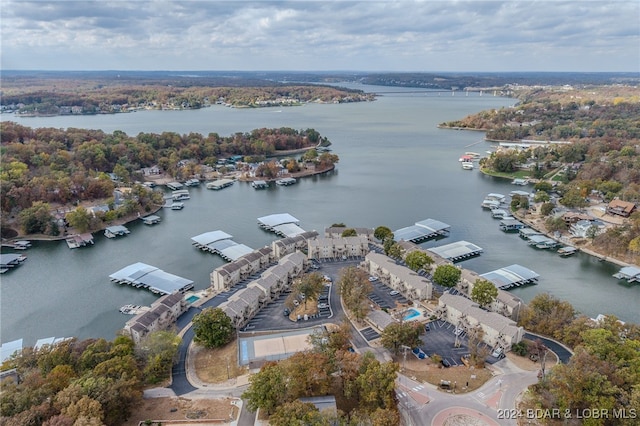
[523,332,573,364]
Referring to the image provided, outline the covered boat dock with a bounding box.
[613,266,640,283]
[206,178,235,190]
[258,213,306,237]
[519,227,542,240]
[480,264,540,290]
[104,225,130,238]
[393,218,450,243]
[109,262,194,295]
[141,215,161,225]
[428,240,483,262]
[527,235,558,249]
[65,233,94,249]
[0,253,26,273]
[191,230,253,261]
[499,218,525,232]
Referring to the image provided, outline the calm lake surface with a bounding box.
[2,86,639,346]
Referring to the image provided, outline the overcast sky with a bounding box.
[2,0,638,72]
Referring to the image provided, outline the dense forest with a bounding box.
[0,332,180,426]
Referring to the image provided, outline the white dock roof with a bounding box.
[273,223,307,237]
[480,264,539,289]
[257,213,299,227]
[1,339,23,363]
[109,262,193,295]
[393,218,450,242]
[428,240,483,261]
[191,230,233,245]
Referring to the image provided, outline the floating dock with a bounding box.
[257,213,306,237]
[65,233,94,249]
[511,178,529,186]
[141,215,161,225]
[170,202,184,210]
[166,181,184,190]
[104,225,130,238]
[557,246,578,257]
[252,180,269,189]
[519,227,542,240]
[0,253,27,273]
[393,218,450,243]
[428,240,483,262]
[172,189,190,200]
[109,262,194,295]
[191,230,254,261]
[206,179,235,190]
[499,218,525,232]
[184,179,200,186]
[480,264,540,290]
[275,177,297,186]
[613,266,640,283]
[527,235,558,249]
[3,240,31,250]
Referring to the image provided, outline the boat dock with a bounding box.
[172,189,190,200]
[206,179,235,190]
[252,180,269,189]
[613,266,640,283]
[499,218,525,232]
[519,227,542,240]
[2,240,31,250]
[427,240,483,262]
[141,215,161,225]
[184,178,200,187]
[558,246,578,257]
[166,181,184,190]
[170,202,184,210]
[191,230,254,261]
[527,234,558,249]
[65,233,94,249]
[275,177,297,186]
[104,225,130,238]
[511,178,529,186]
[480,264,540,290]
[109,262,194,295]
[393,218,450,243]
[119,304,150,315]
[257,213,307,237]
[0,253,27,273]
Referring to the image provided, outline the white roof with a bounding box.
[191,230,233,245]
[257,213,299,227]
[1,339,23,363]
[273,223,306,237]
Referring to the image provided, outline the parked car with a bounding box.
[424,323,430,331]
[368,276,378,282]
[441,359,451,368]
[283,308,290,316]
[389,290,399,296]
[454,328,463,336]
[317,303,329,309]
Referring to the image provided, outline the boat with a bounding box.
[119,304,140,314]
[141,215,161,225]
[557,246,578,257]
[252,180,269,189]
[511,178,529,186]
[171,202,185,210]
[465,152,481,159]
[104,225,130,238]
[459,155,474,162]
[461,161,474,170]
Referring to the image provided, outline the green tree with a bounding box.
[18,201,53,234]
[518,293,576,340]
[341,228,357,237]
[356,353,399,412]
[404,250,434,272]
[432,264,461,288]
[374,226,393,242]
[242,362,287,415]
[66,207,92,233]
[138,330,181,384]
[533,190,550,203]
[380,322,424,355]
[540,202,555,216]
[470,279,498,309]
[192,308,234,349]
[534,181,553,193]
[384,240,403,259]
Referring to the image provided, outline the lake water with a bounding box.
[2,86,638,346]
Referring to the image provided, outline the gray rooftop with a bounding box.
[428,240,483,261]
[109,262,193,295]
[480,264,539,289]
[393,218,450,242]
[191,230,233,245]
[257,213,299,227]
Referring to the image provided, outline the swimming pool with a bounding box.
[186,295,200,304]
[403,308,422,321]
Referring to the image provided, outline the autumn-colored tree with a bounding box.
[338,266,372,321]
[242,362,287,415]
[518,293,576,341]
[380,322,424,355]
[269,401,329,426]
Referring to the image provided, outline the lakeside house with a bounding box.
[307,236,369,260]
[606,199,635,218]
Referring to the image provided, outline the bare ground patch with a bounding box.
[400,356,494,393]
[122,397,238,426]
[193,339,248,384]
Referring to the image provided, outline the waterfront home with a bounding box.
[570,219,605,238]
[363,252,432,300]
[606,199,635,217]
[437,293,524,352]
[307,235,369,260]
[123,292,188,345]
[272,231,319,258]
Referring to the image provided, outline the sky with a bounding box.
[1,0,639,73]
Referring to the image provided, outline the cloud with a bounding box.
[1,0,638,71]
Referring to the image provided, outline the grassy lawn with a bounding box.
[479,167,532,180]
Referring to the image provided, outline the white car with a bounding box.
[317,303,329,309]
[368,276,378,282]
[454,328,463,336]
[389,290,399,296]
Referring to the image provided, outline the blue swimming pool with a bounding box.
[186,295,200,304]
[403,308,421,321]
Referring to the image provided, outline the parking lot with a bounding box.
[419,319,499,367]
